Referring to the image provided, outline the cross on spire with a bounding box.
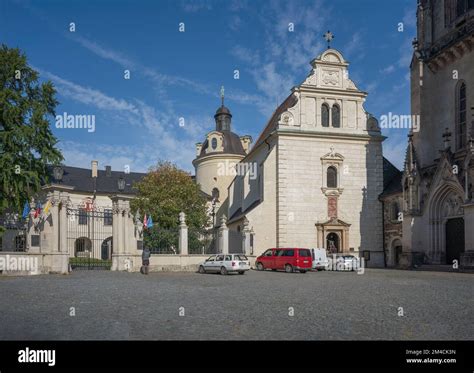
[323,30,334,49]
[220,85,225,107]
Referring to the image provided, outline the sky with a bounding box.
[1,0,417,174]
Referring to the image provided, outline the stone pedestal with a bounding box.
[218,215,229,254]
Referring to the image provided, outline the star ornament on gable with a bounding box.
[323,30,335,49]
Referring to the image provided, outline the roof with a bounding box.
[249,93,298,155]
[379,158,403,198]
[46,165,146,195]
[195,130,246,160]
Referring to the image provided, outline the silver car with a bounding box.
[199,254,250,275]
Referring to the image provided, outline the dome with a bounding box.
[196,131,246,160]
[215,105,232,117]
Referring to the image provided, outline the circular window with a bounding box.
[211,138,217,150]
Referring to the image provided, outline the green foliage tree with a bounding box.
[131,161,210,251]
[0,45,63,226]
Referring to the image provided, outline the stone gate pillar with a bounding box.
[179,212,188,255]
[110,194,139,271]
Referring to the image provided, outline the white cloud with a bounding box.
[181,0,213,12]
[39,69,139,114]
[381,65,396,74]
[70,35,135,68]
[402,7,417,30]
[41,70,203,171]
[343,32,364,60]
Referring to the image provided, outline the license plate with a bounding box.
[303,261,309,263]
[239,262,246,265]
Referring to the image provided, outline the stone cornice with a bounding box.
[276,128,386,142]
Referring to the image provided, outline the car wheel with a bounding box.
[256,262,264,271]
[285,264,293,273]
[220,266,228,275]
[238,271,245,275]
[300,270,307,273]
[198,265,205,274]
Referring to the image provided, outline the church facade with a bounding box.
[398,0,474,268]
[195,49,387,267]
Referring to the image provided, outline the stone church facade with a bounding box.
[391,0,474,268]
[195,49,387,267]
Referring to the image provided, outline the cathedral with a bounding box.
[194,48,387,267]
[397,0,474,268]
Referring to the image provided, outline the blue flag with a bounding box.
[147,215,153,228]
[22,201,30,219]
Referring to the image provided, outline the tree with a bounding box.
[0,44,63,223]
[131,161,210,251]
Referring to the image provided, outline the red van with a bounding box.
[256,248,312,273]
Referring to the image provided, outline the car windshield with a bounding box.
[234,255,248,260]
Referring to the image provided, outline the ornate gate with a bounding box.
[67,207,113,270]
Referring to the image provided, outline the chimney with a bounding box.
[105,165,112,177]
[91,160,98,178]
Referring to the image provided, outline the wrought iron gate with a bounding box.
[67,208,113,270]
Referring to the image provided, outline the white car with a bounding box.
[333,255,359,271]
[199,254,250,275]
[309,248,328,270]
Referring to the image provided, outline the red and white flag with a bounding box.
[143,214,148,229]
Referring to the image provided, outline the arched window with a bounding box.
[211,187,220,201]
[211,138,218,150]
[332,104,340,128]
[327,166,337,188]
[456,82,467,150]
[321,104,329,127]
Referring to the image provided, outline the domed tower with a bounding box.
[193,87,252,226]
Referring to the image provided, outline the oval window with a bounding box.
[211,138,217,150]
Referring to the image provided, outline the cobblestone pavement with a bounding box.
[0,268,472,340]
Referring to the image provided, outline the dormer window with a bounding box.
[211,138,218,150]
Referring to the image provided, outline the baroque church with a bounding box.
[194,0,474,269]
[194,48,387,267]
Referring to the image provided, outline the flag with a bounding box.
[147,215,153,229]
[21,201,30,219]
[34,202,42,219]
[143,214,148,229]
[43,200,52,216]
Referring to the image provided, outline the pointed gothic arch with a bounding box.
[428,181,465,264]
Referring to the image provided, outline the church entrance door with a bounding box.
[326,232,339,253]
[445,217,464,265]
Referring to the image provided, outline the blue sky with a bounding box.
[2,0,416,173]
